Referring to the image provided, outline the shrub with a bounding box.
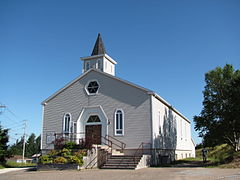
[68,155,83,165]
[48,150,58,156]
[39,155,53,164]
[74,149,87,158]
[53,157,67,164]
[60,148,71,157]
[63,142,77,149]
[53,137,65,149]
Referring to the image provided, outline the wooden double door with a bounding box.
[85,125,101,146]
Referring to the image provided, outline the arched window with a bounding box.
[63,113,71,133]
[115,109,124,135]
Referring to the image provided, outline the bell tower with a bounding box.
[81,33,117,76]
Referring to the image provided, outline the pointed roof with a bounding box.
[91,33,106,55]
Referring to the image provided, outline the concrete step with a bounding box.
[101,165,136,169]
[112,149,124,155]
[107,159,141,163]
[100,155,142,170]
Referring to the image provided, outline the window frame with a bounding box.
[63,113,72,133]
[114,109,124,136]
[85,80,100,95]
[96,59,101,69]
[85,61,90,71]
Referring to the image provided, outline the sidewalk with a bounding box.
[0,168,30,174]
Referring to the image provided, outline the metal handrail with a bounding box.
[85,145,111,169]
[106,135,126,150]
[133,142,151,165]
[85,136,113,169]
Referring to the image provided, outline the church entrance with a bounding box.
[77,106,108,146]
[85,115,102,146]
[85,125,102,146]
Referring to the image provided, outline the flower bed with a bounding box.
[38,142,87,171]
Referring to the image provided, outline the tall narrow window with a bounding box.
[96,59,101,69]
[63,113,71,133]
[86,61,90,71]
[105,61,107,70]
[115,109,124,135]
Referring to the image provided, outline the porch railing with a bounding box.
[132,142,152,165]
[85,135,126,169]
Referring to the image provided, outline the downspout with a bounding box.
[149,94,155,165]
[40,103,46,152]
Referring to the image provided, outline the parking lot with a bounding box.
[1,167,240,180]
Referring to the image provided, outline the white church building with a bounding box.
[41,34,195,168]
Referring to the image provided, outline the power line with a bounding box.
[6,107,19,119]
[1,113,23,127]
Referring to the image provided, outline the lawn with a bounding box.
[0,161,36,169]
[176,144,240,168]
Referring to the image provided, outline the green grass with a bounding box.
[195,144,240,168]
[5,161,36,168]
[0,164,5,169]
[170,144,240,168]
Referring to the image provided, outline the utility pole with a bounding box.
[22,120,27,162]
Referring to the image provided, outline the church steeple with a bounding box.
[91,33,106,55]
[81,34,117,76]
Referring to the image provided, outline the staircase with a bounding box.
[84,136,151,170]
[101,155,142,169]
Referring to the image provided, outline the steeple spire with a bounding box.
[91,33,106,55]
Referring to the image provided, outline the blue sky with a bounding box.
[0,0,240,145]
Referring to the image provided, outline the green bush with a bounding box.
[63,142,77,149]
[39,155,53,164]
[74,149,87,158]
[53,157,67,164]
[48,150,58,156]
[68,155,83,165]
[60,148,71,157]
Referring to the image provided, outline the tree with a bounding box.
[9,134,41,158]
[194,64,240,151]
[8,137,24,156]
[0,126,10,164]
[26,133,36,157]
[26,134,41,157]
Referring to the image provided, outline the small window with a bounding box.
[86,81,99,95]
[115,109,124,135]
[63,113,71,133]
[105,61,107,70]
[86,61,90,71]
[96,59,101,69]
[87,115,101,123]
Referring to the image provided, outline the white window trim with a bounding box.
[105,61,107,70]
[63,113,72,133]
[114,109,124,136]
[84,79,100,96]
[86,114,101,124]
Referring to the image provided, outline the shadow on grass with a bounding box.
[152,158,221,168]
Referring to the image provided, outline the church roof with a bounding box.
[91,33,106,55]
[41,69,190,123]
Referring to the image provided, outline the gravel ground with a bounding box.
[0,167,240,180]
